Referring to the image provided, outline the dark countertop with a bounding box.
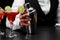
[0,26,60,40]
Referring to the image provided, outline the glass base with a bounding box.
[0,32,4,36]
[6,32,17,38]
[8,34,16,38]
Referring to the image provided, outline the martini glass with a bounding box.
[0,11,4,35]
[6,11,18,38]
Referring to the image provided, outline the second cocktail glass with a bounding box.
[4,6,19,38]
[6,11,18,38]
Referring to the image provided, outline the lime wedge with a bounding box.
[5,6,11,11]
[18,6,25,14]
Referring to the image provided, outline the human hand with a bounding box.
[0,7,4,12]
[20,13,31,27]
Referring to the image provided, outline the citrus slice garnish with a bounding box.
[4,6,11,11]
[18,6,25,14]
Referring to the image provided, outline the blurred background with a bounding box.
[0,0,60,40]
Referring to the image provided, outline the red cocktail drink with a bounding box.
[0,12,4,21]
[6,12,18,23]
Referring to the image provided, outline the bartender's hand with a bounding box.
[20,13,31,27]
[0,7,4,11]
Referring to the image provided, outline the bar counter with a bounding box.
[0,26,60,40]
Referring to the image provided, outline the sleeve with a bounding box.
[13,13,21,30]
[6,14,21,30]
[6,17,11,28]
[11,0,25,11]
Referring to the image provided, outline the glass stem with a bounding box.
[10,23,13,33]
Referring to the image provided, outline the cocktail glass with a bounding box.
[6,11,18,38]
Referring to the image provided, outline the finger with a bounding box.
[20,18,31,21]
[0,7,4,11]
[20,21,28,24]
[20,22,30,27]
[20,18,31,22]
[20,13,30,19]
